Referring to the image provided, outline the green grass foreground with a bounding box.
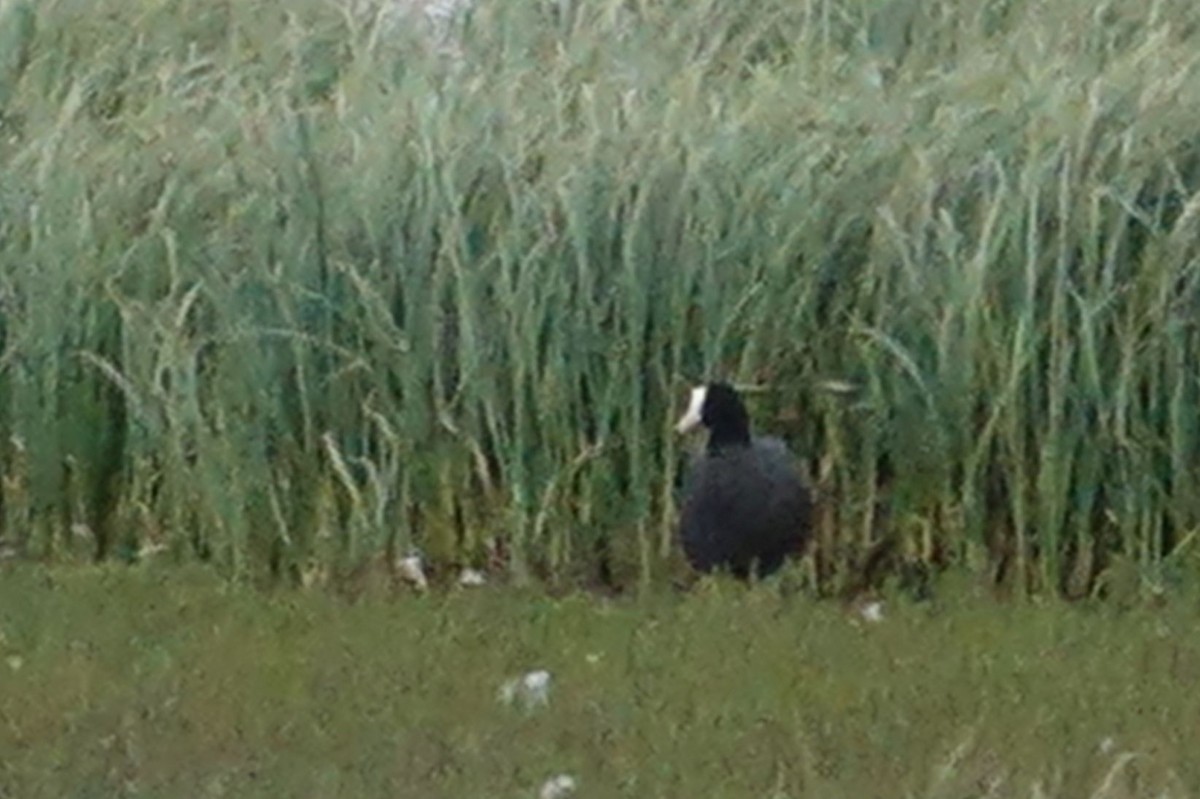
[0,565,1197,797]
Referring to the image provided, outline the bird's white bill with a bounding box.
[675,385,707,433]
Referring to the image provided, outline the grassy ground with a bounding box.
[1,565,1197,798]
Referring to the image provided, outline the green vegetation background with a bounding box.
[1,0,1200,600]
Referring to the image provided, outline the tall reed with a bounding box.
[1,0,1198,596]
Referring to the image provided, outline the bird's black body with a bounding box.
[677,383,813,580]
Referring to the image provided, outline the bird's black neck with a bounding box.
[706,425,752,453]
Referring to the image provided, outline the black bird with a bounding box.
[675,382,813,580]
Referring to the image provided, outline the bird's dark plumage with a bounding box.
[675,382,813,580]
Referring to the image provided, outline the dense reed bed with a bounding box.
[1,0,1199,595]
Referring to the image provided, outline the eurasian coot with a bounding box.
[675,382,813,580]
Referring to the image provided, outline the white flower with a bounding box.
[499,669,552,709]
[522,670,552,704]
[859,600,885,623]
[458,568,486,587]
[539,774,577,799]
[398,554,428,591]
